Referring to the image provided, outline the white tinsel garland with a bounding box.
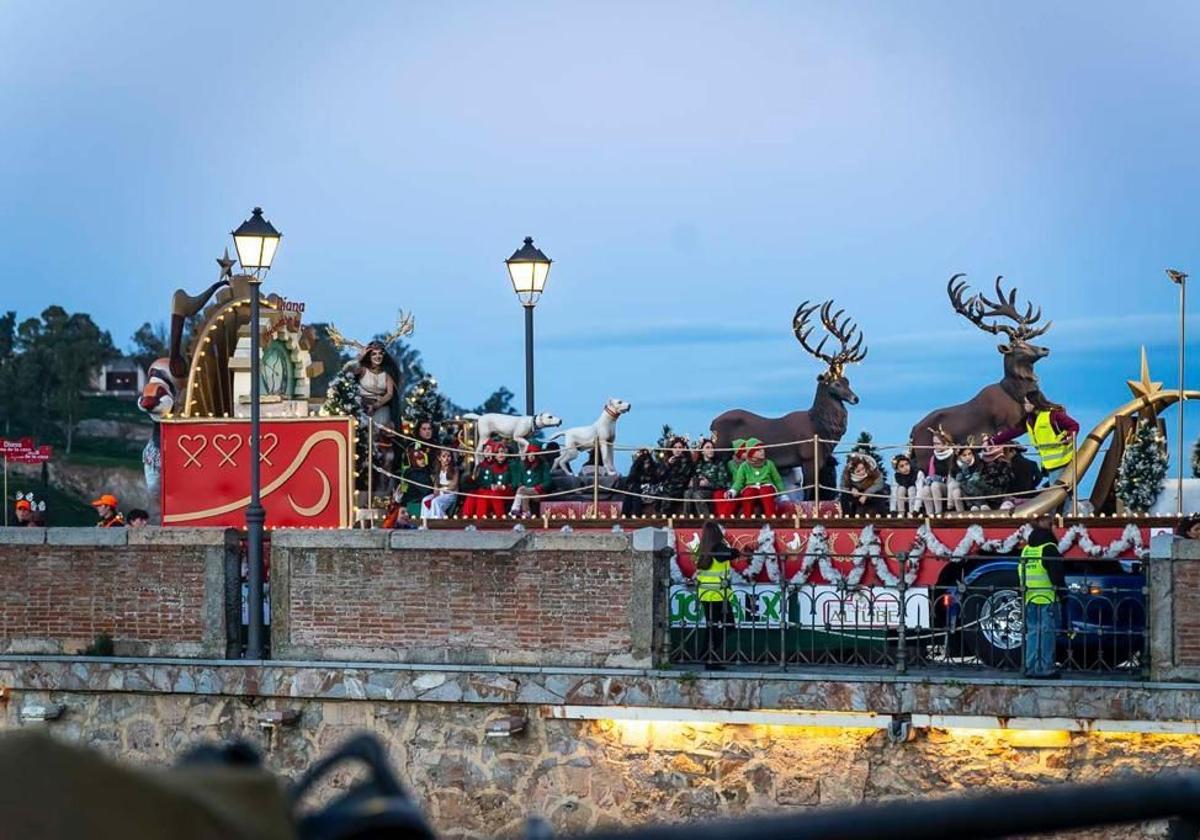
[856,524,921,587]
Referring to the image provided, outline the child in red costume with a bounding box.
[712,438,748,517]
[462,438,513,517]
[726,438,785,517]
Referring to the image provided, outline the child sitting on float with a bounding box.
[685,437,730,516]
[508,443,553,518]
[462,437,513,518]
[947,443,981,512]
[726,438,785,517]
[890,454,919,515]
[917,427,958,515]
[839,452,888,516]
[419,448,460,519]
[966,441,1016,511]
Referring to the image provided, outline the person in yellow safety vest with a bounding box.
[1019,512,1066,678]
[694,521,748,671]
[987,390,1080,486]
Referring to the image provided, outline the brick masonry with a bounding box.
[0,528,232,658]
[270,530,662,667]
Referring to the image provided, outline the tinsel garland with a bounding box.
[670,522,1149,583]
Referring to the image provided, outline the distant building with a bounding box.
[89,357,146,396]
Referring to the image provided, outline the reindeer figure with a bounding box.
[909,275,1052,458]
[710,300,868,500]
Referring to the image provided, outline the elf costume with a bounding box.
[462,439,513,518]
[728,438,785,516]
[508,444,554,516]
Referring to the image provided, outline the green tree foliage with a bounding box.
[471,386,517,416]
[1116,420,1169,512]
[128,321,168,373]
[852,431,887,480]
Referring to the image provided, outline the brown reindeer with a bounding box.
[909,275,1051,458]
[710,300,867,498]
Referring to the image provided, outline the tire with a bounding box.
[960,569,1023,669]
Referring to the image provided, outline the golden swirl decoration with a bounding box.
[164,430,348,525]
[289,468,331,517]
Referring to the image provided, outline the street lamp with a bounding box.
[506,236,552,416]
[1169,269,1189,515]
[232,206,282,660]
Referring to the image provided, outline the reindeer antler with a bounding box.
[948,274,1051,341]
[793,299,868,375]
[381,310,416,345]
[324,324,365,352]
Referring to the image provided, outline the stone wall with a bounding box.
[3,659,1198,838]
[270,530,663,667]
[0,528,232,658]
[1149,535,1200,680]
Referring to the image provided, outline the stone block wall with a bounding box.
[0,528,233,657]
[270,530,662,667]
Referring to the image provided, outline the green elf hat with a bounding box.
[743,437,764,458]
[731,438,748,459]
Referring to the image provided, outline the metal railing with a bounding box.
[667,554,1147,677]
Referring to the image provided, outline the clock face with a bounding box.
[261,340,293,396]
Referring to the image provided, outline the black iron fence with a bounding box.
[666,554,1147,676]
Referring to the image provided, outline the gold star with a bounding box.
[216,248,236,281]
[1127,346,1164,402]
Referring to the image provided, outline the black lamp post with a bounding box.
[505,237,552,416]
[231,206,281,660]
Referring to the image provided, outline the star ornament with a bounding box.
[216,248,236,280]
[1127,346,1164,402]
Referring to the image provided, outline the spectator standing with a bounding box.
[1176,515,1200,540]
[126,509,150,528]
[91,494,125,528]
[12,497,43,527]
[694,521,742,671]
[1020,512,1065,678]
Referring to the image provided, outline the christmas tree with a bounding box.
[1116,420,1168,512]
[851,431,887,480]
[400,375,455,438]
[321,363,371,489]
[1192,435,1200,478]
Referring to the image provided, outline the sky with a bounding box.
[3,1,1200,478]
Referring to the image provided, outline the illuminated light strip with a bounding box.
[543,705,891,730]
[914,714,1200,736]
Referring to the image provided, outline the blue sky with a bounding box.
[3,1,1200,473]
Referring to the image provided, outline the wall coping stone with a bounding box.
[4,656,1200,722]
[45,527,127,546]
[0,528,46,545]
[272,529,390,549]
[389,529,527,551]
[127,527,234,546]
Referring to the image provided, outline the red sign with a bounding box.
[0,437,53,464]
[160,417,354,528]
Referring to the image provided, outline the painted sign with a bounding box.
[160,417,354,527]
[669,584,930,629]
[0,438,52,464]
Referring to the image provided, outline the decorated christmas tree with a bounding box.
[322,363,359,418]
[1116,420,1168,512]
[1192,435,1200,478]
[399,375,455,438]
[851,431,887,480]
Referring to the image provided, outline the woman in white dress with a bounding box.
[420,449,460,519]
[354,341,400,429]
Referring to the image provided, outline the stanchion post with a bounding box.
[592,442,601,520]
[366,418,374,528]
[1071,434,1079,518]
[811,435,820,510]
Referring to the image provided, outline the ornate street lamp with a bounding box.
[506,237,552,416]
[232,207,282,660]
[1168,269,1189,515]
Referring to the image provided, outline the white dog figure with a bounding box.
[461,411,562,457]
[551,398,632,476]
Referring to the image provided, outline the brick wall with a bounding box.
[271,530,660,667]
[0,528,231,657]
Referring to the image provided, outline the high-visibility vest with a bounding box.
[1019,543,1057,605]
[1026,410,1072,470]
[696,558,734,603]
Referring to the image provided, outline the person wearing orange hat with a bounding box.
[13,498,36,527]
[508,443,554,517]
[91,494,125,528]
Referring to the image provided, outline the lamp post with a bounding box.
[1169,269,1189,516]
[506,237,552,416]
[232,207,282,660]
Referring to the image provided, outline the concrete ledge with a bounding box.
[0,528,46,545]
[526,532,630,552]
[271,529,390,549]
[127,527,234,547]
[4,657,1200,723]
[45,527,127,546]
[389,530,528,551]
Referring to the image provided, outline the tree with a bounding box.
[401,375,456,434]
[129,321,168,373]
[852,431,887,480]
[1192,435,1200,479]
[1116,420,1169,512]
[471,386,517,416]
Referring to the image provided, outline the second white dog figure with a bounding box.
[461,411,562,457]
[551,398,632,475]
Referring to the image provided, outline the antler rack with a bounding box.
[326,310,416,352]
[948,274,1051,341]
[793,299,868,375]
